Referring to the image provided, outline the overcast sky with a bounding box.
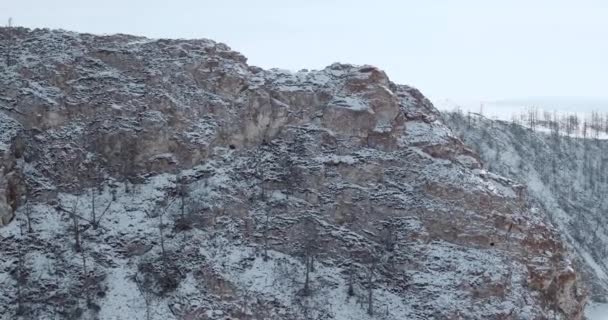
[2,0,608,102]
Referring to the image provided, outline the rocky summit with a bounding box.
[0,27,585,319]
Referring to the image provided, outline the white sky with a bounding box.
[2,0,608,102]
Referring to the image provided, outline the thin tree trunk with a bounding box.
[263,213,269,261]
[82,246,92,306]
[16,239,24,315]
[303,255,311,296]
[25,199,33,233]
[367,262,374,316]
[180,195,185,217]
[134,273,151,320]
[91,189,97,229]
[348,266,354,296]
[5,19,12,67]
[82,250,87,278]
[69,198,82,252]
[73,214,81,252]
[159,212,166,261]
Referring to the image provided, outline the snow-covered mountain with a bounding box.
[444,111,608,318]
[0,27,586,319]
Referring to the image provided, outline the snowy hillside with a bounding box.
[0,27,586,319]
[587,303,608,320]
[444,112,608,318]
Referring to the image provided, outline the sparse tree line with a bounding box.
[510,107,608,139]
[9,137,402,319]
[245,138,398,318]
[449,108,608,195]
[447,108,608,286]
[4,18,14,67]
[451,106,608,140]
[11,188,110,317]
[10,159,121,318]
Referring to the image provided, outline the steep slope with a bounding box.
[0,111,23,225]
[444,112,608,303]
[0,27,585,319]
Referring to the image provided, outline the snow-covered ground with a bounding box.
[587,303,608,320]
[443,110,608,320]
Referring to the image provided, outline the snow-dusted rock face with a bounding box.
[0,112,23,226]
[444,112,608,304]
[0,27,586,319]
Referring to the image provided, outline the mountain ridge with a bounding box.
[0,27,586,319]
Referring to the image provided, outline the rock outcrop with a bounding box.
[0,27,586,319]
[445,111,608,306]
[0,112,23,226]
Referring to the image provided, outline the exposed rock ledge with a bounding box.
[0,27,586,319]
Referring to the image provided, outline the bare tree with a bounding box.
[132,272,153,320]
[251,145,275,261]
[258,185,279,263]
[14,232,27,316]
[583,121,589,139]
[82,247,88,281]
[156,197,177,265]
[93,200,112,230]
[85,163,113,230]
[346,252,356,297]
[592,110,603,140]
[366,256,377,316]
[5,18,13,67]
[90,188,96,228]
[119,139,138,194]
[550,111,560,139]
[68,198,82,252]
[299,216,319,296]
[380,221,395,252]
[22,186,34,233]
[159,205,167,263]
[176,175,189,217]
[111,186,117,201]
[80,242,97,309]
[543,110,552,125]
[262,207,271,261]
[348,267,355,297]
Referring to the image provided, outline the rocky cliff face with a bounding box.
[444,111,608,304]
[0,27,585,319]
[0,112,23,226]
